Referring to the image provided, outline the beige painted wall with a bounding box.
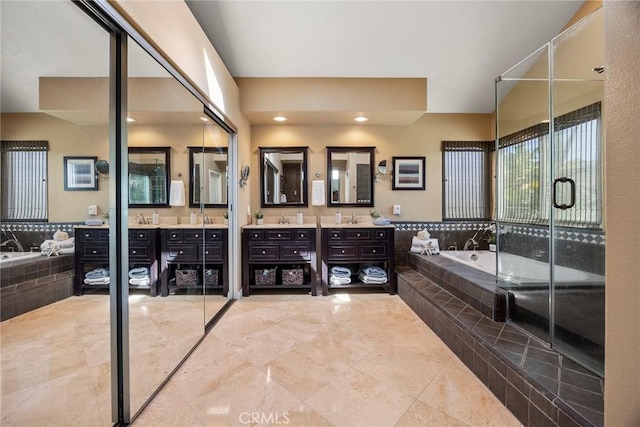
[250,113,491,221]
[604,1,640,425]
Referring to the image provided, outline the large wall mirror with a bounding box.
[188,146,227,208]
[128,147,171,207]
[326,146,375,207]
[260,146,308,207]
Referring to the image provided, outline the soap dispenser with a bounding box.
[190,210,197,225]
[296,210,304,225]
[152,209,160,225]
[335,210,342,224]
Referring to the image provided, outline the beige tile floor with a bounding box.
[134,294,521,427]
[0,294,226,426]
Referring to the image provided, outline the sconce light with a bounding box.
[239,165,250,187]
[95,160,109,176]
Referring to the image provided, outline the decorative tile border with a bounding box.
[393,221,491,232]
[505,224,606,245]
[1,222,81,233]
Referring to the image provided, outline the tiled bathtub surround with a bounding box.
[407,252,506,321]
[1,222,80,252]
[0,254,74,321]
[397,266,604,427]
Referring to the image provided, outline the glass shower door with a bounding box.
[550,9,605,376]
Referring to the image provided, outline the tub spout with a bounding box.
[1,239,24,252]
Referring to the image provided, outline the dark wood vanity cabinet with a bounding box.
[74,226,159,296]
[242,227,317,296]
[321,226,395,295]
[159,227,228,297]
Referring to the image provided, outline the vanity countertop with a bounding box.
[243,216,317,229]
[242,223,317,229]
[319,216,394,229]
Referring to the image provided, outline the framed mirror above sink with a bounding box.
[128,147,170,207]
[188,146,228,208]
[260,147,308,208]
[326,146,375,207]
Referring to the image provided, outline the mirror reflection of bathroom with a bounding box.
[128,147,170,207]
[327,146,374,207]
[189,146,228,207]
[260,147,308,207]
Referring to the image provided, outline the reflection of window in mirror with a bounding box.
[326,146,375,207]
[128,147,170,207]
[259,147,308,208]
[188,146,228,208]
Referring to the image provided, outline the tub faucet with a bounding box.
[135,213,149,224]
[1,239,24,252]
[463,234,479,251]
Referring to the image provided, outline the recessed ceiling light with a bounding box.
[273,116,288,122]
[354,116,369,122]
[126,117,136,123]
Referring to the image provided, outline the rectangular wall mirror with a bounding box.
[188,146,228,208]
[260,146,308,207]
[326,146,375,207]
[128,147,171,207]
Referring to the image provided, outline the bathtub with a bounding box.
[0,251,42,266]
[439,250,605,285]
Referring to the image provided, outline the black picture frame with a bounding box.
[392,156,426,190]
[64,156,98,191]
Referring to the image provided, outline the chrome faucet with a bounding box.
[135,213,149,224]
[277,213,289,224]
[463,232,480,251]
[346,213,358,224]
[1,239,24,252]
[202,213,212,224]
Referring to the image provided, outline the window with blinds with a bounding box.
[1,141,49,221]
[442,141,492,220]
[498,102,602,229]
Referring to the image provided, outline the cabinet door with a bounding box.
[295,230,311,241]
[82,245,109,259]
[248,230,264,241]
[167,230,183,242]
[183,230,205,241]
[344,229,372,241]
[266,230,294,241]
[129,246,149,260]
[129,230,150,242]
[201,244,223,262]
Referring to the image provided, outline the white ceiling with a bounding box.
[186,0,585,114]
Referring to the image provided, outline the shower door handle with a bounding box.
[552,177,576,210]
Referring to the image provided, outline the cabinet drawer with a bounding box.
[83,245,108,258]
[205,230,223,241]
[248,230,264,241]
[344,229,371,241]
[166,245,197,262]
[266,230,294,241]
[359,244,388,260]
[374,229,389,240]
[78,229,109,242]
[129,246,149,259]
[249,244,279,261]
[183,230,204,241]
[167,230,182,242]
[129,230,150,242]
[295,230,311,241]
[328,244,358,260]
[202,244,223,261]
[280,244,310,261]
[327,229,343,241]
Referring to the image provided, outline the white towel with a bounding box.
[40,238,75,250]
[311,180,325,206]
[169,180,185,206]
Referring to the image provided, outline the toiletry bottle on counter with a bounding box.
[296,210,304,225]
[190,210,197,225]
[335,210,342,224]
[152,210,160,225]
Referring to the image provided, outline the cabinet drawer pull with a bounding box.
[372,249,376,253]
[293,250,297,254]
[138,233,144,238]
[205,251,209,255]
[262,251,266,254]
[92,250,97,254]
[179,250,184,255]
[277,234,281,237]
[195,234,199,238]
[254,234,259,238]
[132,250,137,254]
[171,234,178,238]
[341,249,345,254]
[357,233,361,237]
[85,233,90,238]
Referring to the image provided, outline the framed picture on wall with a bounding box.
[392,156,426,190]
[64,156,98,191]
